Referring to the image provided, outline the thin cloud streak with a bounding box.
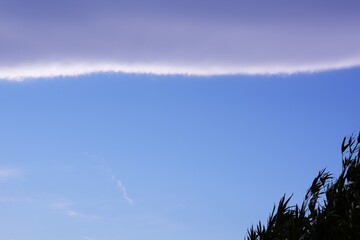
[1,58,360,81]
[83,152,135,206]
[82,236,95,240]
[51,201,99,220]
[112,176,134,206]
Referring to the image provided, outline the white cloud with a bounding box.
[51,201,76,216]
[0,168,21,181]
[83,152,134,206]
[51,201,68,209]
[51,201,98,220]
[1,58,360,81]
[112,176,134,206]
[66,209,80,217]
[0,196,32,203]
[82,236,95,240]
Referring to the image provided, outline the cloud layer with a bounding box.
[1,0,360,80]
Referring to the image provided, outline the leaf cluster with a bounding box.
[246,133,360,240]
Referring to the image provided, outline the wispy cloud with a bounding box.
[82,235,95,240]
[0,196,32,203]
[112,176,134,206]
[51,201,78,217]
[83,152,135,206]
[0,168,21,181]
[51,201,98,220]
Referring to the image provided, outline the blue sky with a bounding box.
[1,70,360,240]
[1,0,360,240]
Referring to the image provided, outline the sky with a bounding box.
[1,1,360,240]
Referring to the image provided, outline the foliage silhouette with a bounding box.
[246,132,360,240]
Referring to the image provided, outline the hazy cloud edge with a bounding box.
[1,59,360,81]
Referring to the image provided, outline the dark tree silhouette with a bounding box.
[246,132,360,240]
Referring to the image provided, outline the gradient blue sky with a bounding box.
[1,70,360,240]
[1,1,360,240]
